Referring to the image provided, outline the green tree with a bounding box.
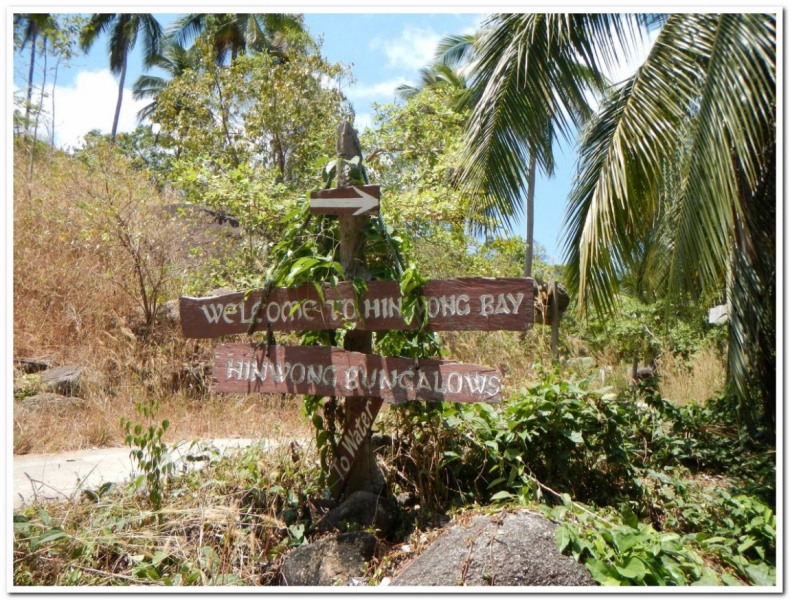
[562,13,775,431]
[453,15,617,277]
[169,13,306,65]
[79,13,163,142]
[456,13,775,430]
[153,39,349,185]
[132,38,196,122]
[14,13,57,125]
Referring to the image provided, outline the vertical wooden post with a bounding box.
[550,280,560,359]
[334,121,386,497]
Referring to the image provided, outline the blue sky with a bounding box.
[12,10,653,262]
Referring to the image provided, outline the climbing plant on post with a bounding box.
[333,121,386,496]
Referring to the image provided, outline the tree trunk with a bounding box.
[523,152,537,278]
[51,57,60,148]
[335,121,385,497]
[111,50,127,142]
[25,29,38,125]
[28,35,48,185]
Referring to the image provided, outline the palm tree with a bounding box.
[132,39,196,122]
[14,13,57,124]
[80,14,163,142]
[456,15,620,277]
[169,13,305,65]
[458,13,776,431]
[562,13,776,431]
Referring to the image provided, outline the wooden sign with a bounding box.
[212,344,503,404]
[328,396,383,490]
[309,185,380,216]
[180,277,534,338]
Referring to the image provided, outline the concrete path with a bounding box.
[12,438,281,510]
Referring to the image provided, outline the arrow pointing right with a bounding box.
[309,185,380,216]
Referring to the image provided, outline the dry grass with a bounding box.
[13,144,309,455]
[657,345,726,406]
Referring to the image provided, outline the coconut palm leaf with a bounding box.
[562,13,775,316]
[459,13,651,233]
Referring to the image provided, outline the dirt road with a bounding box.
[12,438,277,510]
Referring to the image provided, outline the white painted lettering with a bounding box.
[480,294,495,317]
[427,297,441,318]
[486,375,502,397]
[456,295,470,316]
[464,373,488,394]
[364,298,380,319]
[302,300,318,321]
[200,303,224,324]
[307,364,323,385]
[339,456,350,474]
[447,372,462,394]
[440,295,456,316]
[379,369,397,390]
[266,301,280,322]
[341,434,359,456]
[387,297,403,319]
[222,303,237,324]
[433,371,448,393]
[417,371,432,392]
[342,299,356,320]
[398,370,415,390]
[290,363,306,384]
[226,360,244,380]
[251,361,266,382]
[346,367,360,391]
[506,293,524,314]
[322,366,337,386]
[360,368,377,390]
[494,294,510,315]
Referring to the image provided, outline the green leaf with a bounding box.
[555,526,571,553]
[691,568,720,586]
[490,490,515,501]
[744,563,775,587]
[585,559,621,585]
[615,557,646,582]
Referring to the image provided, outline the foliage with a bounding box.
[153,37,350,186]
[72,139,184,332]
[551,494,775,586]
[121,398,173,512]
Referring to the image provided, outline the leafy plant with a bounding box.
[120,398,174,512]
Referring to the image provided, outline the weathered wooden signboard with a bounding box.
[180,277,534,338]
[309,185,380,216]
[213,344,502,404]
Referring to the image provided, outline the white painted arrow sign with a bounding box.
[309,185,380,216]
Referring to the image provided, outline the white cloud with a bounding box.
[354,112,373,133]
[369,25,443,71]
[46,69,148,150]
[346,77,412,102]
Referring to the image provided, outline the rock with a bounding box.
[391,510,594,587]
[39,365,88,396]
[156,300,180,326]
[317,490,399,537]
[19,393,84,413]
[280,531,376,586]
[14,358,52,374]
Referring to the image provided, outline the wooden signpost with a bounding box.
[179,122,538,499]
[213,344,502,403]
[309,185,380,216]
[179,277,534,338]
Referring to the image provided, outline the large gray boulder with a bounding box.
[280,531,376,586]
[391,510,593,587]
[317,490,399,537]
[39,365,89,396]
